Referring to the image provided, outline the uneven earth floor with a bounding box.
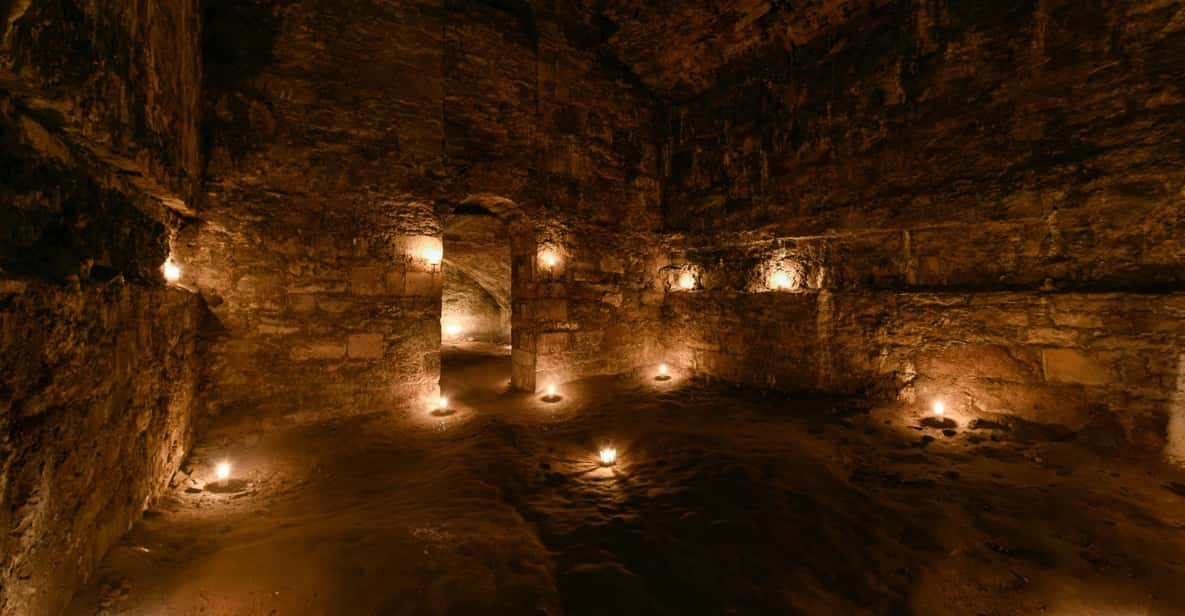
[69,344,1185,615]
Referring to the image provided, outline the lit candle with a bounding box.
[599,446,617,467]
[678,271,696,290]
[770,270,793,290]
[932,400,945,417]
[423,246,443,266]
[547,384,556,397]
[162,259,182,283]
[216,461,231,481]
[438,396,449,410]
[446,323,463,337]
[659,364,668,375]
[655,363,671,381]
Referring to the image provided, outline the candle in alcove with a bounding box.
[216,461,231,483]
[162,259,182,283]
[932,400,945,417]
[656,363,671,381]
[438,397,449,411]
[679,271,696,290]
[770,270,793,290]
[543,384,560,402]
[599,446,617,467]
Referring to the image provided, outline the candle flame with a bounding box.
[599,447,617,466]
[678,271,696,290]
[162,260,182,283]
[659,363,668,375]
[770,270,793,290]
[438,397,449,410]
[547,384,556,397]
[216,461,231,481]
[933,400,945,416]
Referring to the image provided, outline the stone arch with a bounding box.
[441,194,539,392]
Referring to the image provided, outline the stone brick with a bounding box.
[404,271,441,297]
[290,341,349,361]
[1042,349,1114,386]
[350,266,387,296]
[347,334,385,359]
[537,332,571,353]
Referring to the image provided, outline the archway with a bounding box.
[440,196,538,394]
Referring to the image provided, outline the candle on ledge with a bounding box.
[162,259,182,283]
[438,396,449,411]
[769,269,793,290]
[932,400,945,417]
[678,271,696,290]
[543,384,561,402]
[216,461,231,482]
[599,446,617,467]
[656,363,671,381]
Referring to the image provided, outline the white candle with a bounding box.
[599,447,617,466]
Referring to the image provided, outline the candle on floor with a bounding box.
[543,384,560,402]
[599,446,617,467]
[656,363,671,381]
[932,400,945,417]
[216,461,231,481]
[438,396,449,411]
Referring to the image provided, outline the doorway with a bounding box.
[440,204,513,399]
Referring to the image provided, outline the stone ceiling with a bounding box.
[588,0,893,100]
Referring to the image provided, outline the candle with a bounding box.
[678,271,696,290]
[216,461,231,481]
[932,400,945,417]
[770,270,793,290]
[547,384,556,397]
[438,397,449,410]
[659,364,668,375]
[162,260,182,283]
[599,447,617,467]
[445,323,463,337]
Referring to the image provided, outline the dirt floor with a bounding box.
[68,343,1185,615]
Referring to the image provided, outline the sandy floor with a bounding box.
[68,344,1185,615]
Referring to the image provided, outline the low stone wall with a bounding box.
[664,288,1185,459]
[0,280,204,616]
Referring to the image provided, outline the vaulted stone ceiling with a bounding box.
[589,0,893,99]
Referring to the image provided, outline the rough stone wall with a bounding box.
[0,281,203,616]
[0,2,206,612]
[192,0,666,410]
[193,0,447,414]
[1,0,203,206]
[517,225,668,390]
[660,0,1185,458]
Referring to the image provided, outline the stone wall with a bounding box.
[660,0,1185,459]
[0,280,203,616]
[192,0,667,410]
[517,224,668,390]
[0,2,206,612]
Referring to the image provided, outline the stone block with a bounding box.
[347,334,385,359]
[404,271,440,297]
[350,266,386,295]
[289,293,317,314]
[535,299,568,321]
[537,332,571,353]
[290,341,348,361]
[1042,348,1113,386]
